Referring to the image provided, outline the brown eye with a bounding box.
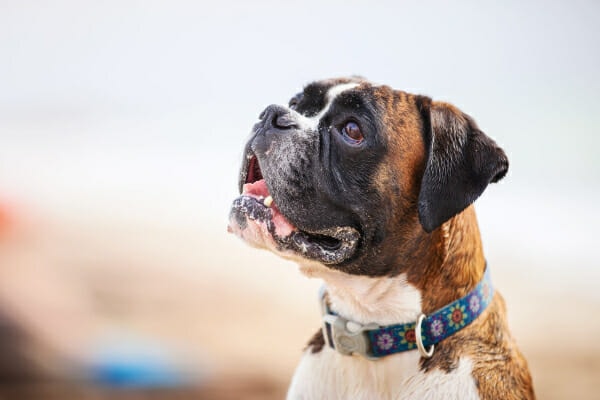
[341,121,364,144]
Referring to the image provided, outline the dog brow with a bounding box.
[295,82,360,131]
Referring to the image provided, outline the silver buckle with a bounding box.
[415,314,435,358]
[322,314,379,360]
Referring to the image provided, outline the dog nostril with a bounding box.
[274,114,297,130]
[259,105,297,130]
[258,105,279,122]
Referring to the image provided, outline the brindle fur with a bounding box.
[300,81,534,398]
[234,77,534,399]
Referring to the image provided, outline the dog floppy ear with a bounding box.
[416,100,508,233]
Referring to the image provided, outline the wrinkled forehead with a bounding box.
[295,78,364,114]
[292,77,384,122]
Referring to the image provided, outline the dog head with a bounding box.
[228,77,508,276]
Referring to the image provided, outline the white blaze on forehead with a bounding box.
[325,82,361,103]
[294,82,360,131]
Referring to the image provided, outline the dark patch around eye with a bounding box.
[336,92,365,109]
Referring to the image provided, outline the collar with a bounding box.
[320,266,493,359]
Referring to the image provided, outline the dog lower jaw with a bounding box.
[229,195,360,264]
[290,226,360,265]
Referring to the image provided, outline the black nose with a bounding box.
[258,104,298,130]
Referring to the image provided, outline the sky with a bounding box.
[0,1,599,281]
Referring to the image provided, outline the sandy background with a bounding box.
[1,1,599,398]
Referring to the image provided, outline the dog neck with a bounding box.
[299,206,486,326]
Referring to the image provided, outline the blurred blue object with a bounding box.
[87,333,197,388]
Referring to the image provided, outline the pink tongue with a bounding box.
[241,179,295,237]
[242,179,270,198]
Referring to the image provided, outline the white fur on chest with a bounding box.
[288,350,479,400]
[288,266,480,399]
[323,271,423,326]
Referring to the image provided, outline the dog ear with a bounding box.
[416,99,508,233]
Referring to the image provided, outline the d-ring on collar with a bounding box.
[320,266,493,359]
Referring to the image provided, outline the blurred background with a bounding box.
[0,1,598,398]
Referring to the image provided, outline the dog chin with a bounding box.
[228,191,361,265]
[227,194,289,253]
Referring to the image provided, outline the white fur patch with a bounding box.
[401,357,480,400]
[288,261,480,399]
[287,353,480,400]
[287,346,420,400]
[299,263,422,326]
[293,82,360,131]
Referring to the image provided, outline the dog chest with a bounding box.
[287,349,480,400]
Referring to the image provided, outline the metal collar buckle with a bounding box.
[322,314,379,360]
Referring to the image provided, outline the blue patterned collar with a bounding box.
[320,266,493,359]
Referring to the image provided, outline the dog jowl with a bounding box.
[227,77,534,400]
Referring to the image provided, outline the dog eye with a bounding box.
[341,121,364,145]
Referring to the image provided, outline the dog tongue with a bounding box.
[241,179,296,237]
[242,179,270,198]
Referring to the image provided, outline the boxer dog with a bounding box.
[228,77,534,399]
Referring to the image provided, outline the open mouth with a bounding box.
[229,152,360,264]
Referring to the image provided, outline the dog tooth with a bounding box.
[264,195,273,208]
